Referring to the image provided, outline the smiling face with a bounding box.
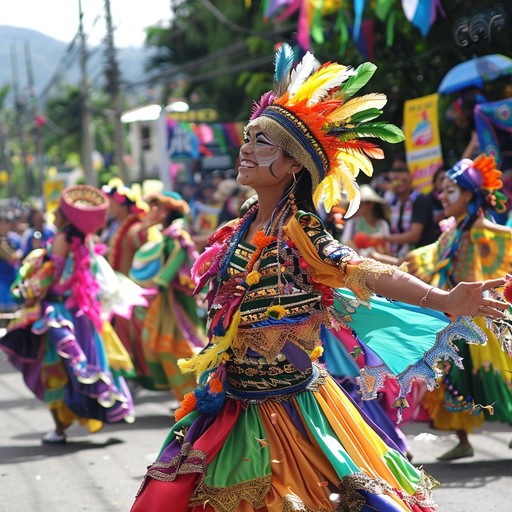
[440,177,474,218]
[238,127,299,192]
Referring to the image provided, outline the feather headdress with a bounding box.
[246,43,405,217]
[446,154,506,214]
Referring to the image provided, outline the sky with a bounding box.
[1,0,172,47]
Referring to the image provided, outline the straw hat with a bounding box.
[359,184,387,204]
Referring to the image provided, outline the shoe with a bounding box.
[436,443,474,461]
[42,431,67,445]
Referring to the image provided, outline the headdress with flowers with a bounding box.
[245,43,405,217]
[446,154,506,216]
[102,177,148,214]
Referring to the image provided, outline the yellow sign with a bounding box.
[167,108,219,123]
[403,93,443,193]
[43,180,65,214]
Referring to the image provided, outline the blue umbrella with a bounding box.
[438,54,512,95]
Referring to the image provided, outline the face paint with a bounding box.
[444,184,461,204]
[242,130,281,167]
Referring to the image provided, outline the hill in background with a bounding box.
[0,25,151,105]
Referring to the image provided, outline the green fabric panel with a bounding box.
[154,241,186,289]
[340,289,449,375]
[206,404,270,486]
[295,391,359,478]
[382,449,420,495]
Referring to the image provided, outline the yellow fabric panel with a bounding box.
[284,215,345,288]
[102,320,134,372]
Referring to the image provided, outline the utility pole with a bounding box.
[104,0,127,182]
[11,44,31,197]
[78,0,95,186]
[24,41,44,199]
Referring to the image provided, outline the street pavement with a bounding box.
[1,347,511,511]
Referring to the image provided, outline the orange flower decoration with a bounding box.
[209,377,224,394]
[503,279,512,304]
[473,154,503,191]
[246,231,277,272]
[174,391,197,421]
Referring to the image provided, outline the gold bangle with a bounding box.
[420,286,434,308]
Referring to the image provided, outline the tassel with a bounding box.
[179,309,241,377]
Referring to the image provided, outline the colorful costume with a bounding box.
[128,191,207,399]
[407,206,512,433]
[130,45,486,511]
[0,186,135,434]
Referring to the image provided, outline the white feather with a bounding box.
[288,52,320,98]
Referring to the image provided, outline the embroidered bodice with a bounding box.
[194,210,397,366]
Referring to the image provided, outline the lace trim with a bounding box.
[233,311,329,361]
[344,259,405,304]
[356,315,487,422]
[189,474,272,512]
[282,493,331,512]
[144,442,207,483]
[336,469,439,512]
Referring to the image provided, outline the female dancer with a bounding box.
[405,155,512,460]
[128,190,206,399]
[130,45,506,511]
[0,185,135,443]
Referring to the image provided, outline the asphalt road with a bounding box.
[1,348,511,511]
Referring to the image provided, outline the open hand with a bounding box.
[443,278,507,319]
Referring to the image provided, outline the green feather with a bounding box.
[336,122,405,143]
[336,62,377,101]
[349,108,383,124]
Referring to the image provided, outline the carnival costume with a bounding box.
[0,186,136,435]
[406,155,512,436]
[128,191,206,399]
[131,45,486,512]
[102,177,150,275]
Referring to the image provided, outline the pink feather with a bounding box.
[250,91,277,120]
[191,242,223,292]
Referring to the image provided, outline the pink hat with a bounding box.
[59,185,109,235]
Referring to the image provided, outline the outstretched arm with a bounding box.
[373,268,506,319]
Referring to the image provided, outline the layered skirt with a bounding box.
[131,354,438,512]
[0,300,135,431]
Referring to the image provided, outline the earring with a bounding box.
[290,173,297,213]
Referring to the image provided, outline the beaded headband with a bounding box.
[246,43,405,217]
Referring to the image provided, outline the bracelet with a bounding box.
[420,286,434,308]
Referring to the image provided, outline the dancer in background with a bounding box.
[130,45,507,511]
[0,185,135,444]
[128,190,206,400]
[405,154,512,460]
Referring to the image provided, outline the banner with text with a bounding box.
[403,93,443,193]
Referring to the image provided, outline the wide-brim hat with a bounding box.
[59,185,109,235]
[359,184,387,204]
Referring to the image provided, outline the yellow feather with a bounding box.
[313,174,341,212]
[292,63,348,104]
[336,150,374,178]
[334,165,361,218]
[329,93,387,123]
[179,309,241,377]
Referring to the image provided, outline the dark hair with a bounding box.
[432,167,446,183]
[293,169,318,214]
[165,209,183,226]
